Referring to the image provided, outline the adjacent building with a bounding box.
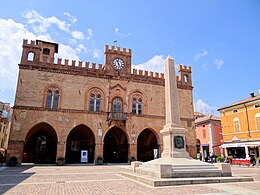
[0,101,12,157]
[7,39,196,164]
[195,113,223,161]
[218,92,260,160]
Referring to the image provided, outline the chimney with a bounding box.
[250,92,255,98]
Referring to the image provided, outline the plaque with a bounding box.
[174,136,184,149]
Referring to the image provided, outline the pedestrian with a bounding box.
[250,155,256,166]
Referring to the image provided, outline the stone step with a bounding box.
[172,169,222,178]
[172,166,218,170]
[120,172,254,187]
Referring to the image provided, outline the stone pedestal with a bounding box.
[161,126,189,158]
[132,56,235,180]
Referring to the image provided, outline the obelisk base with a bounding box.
[160,125,189,158]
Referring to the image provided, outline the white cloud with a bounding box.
[214,58,224,69]
[0,18,37,104]
[23,10,86,42]
[0,11,102,104]
[114,27,131,37]
[64,12,77,23]
[194,99,218,115]
[194,50,208,61]
[132,55,165,73]
[92,48,101,59]
[23,10,71,33]
[86,29,93,40]
[71,30,84,40]
[76,44,88,53]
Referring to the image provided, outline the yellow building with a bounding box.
[218,93,260,160]
[0,101,12,157]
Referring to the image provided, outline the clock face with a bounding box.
[112,58,125,69]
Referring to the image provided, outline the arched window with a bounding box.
[132,97,142,115]
[233,118,240,132]
[53,90,60,109]
[89,93,102,112]
[45,87,60,109]
[184,75,189,82]
[255,113,260,130]
[43,48,50,55]
[113,97,122,112]
[27,52,34,61]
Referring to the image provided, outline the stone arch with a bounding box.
[25,49,39,62]
[27,51,35,61]
[23,122,58,164]
[137,128,159,162]
[65,124,95,163]
[103,126,129,163]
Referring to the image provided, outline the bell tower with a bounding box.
[104,45,132,76]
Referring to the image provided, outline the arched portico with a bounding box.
[103,126,128,163]
[137,128,159,162]
[23,122,57,164]
[65,125,95,163]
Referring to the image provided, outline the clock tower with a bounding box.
[104,45,132,76]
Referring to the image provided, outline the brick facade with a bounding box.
[7,39,196,164]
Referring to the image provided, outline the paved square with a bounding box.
[0,165,259,194]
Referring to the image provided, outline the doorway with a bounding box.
[103,126,128,163]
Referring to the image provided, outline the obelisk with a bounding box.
[160,55,189,158]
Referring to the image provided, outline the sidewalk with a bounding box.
[0,166,6,171]
[0,164,259,195]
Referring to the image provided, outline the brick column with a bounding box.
[56,141,66,160]
[7,140,24,164]
[95,143,103,160]
[129,142,137,159]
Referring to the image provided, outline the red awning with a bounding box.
[0,148,5,153]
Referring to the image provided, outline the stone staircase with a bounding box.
[135,158,224,178]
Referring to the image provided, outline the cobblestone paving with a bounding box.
[0,165,259,195]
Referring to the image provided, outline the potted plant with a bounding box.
[216,156,224,162]
[227,156,233,164]
[256,157,260,166]
[7,156,17,167]
[56,157,65,166]
[95,156,104,165]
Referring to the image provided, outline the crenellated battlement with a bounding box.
[23,39,38,47]
[104,45,132,56]
[132,69,164,79]
[55,58,104,71]
[177,64,192,88]
[178,65,192,72]
[19,39,192,87]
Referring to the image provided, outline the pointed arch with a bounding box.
[65,124,95,163]
[103,126,129,163]
[23,122,57,164]
[137,128,159,162]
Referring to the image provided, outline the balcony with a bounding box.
[108,112,128,121]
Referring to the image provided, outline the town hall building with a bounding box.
[7,39,196,164]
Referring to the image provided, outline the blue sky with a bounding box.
[0,0,260,115]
